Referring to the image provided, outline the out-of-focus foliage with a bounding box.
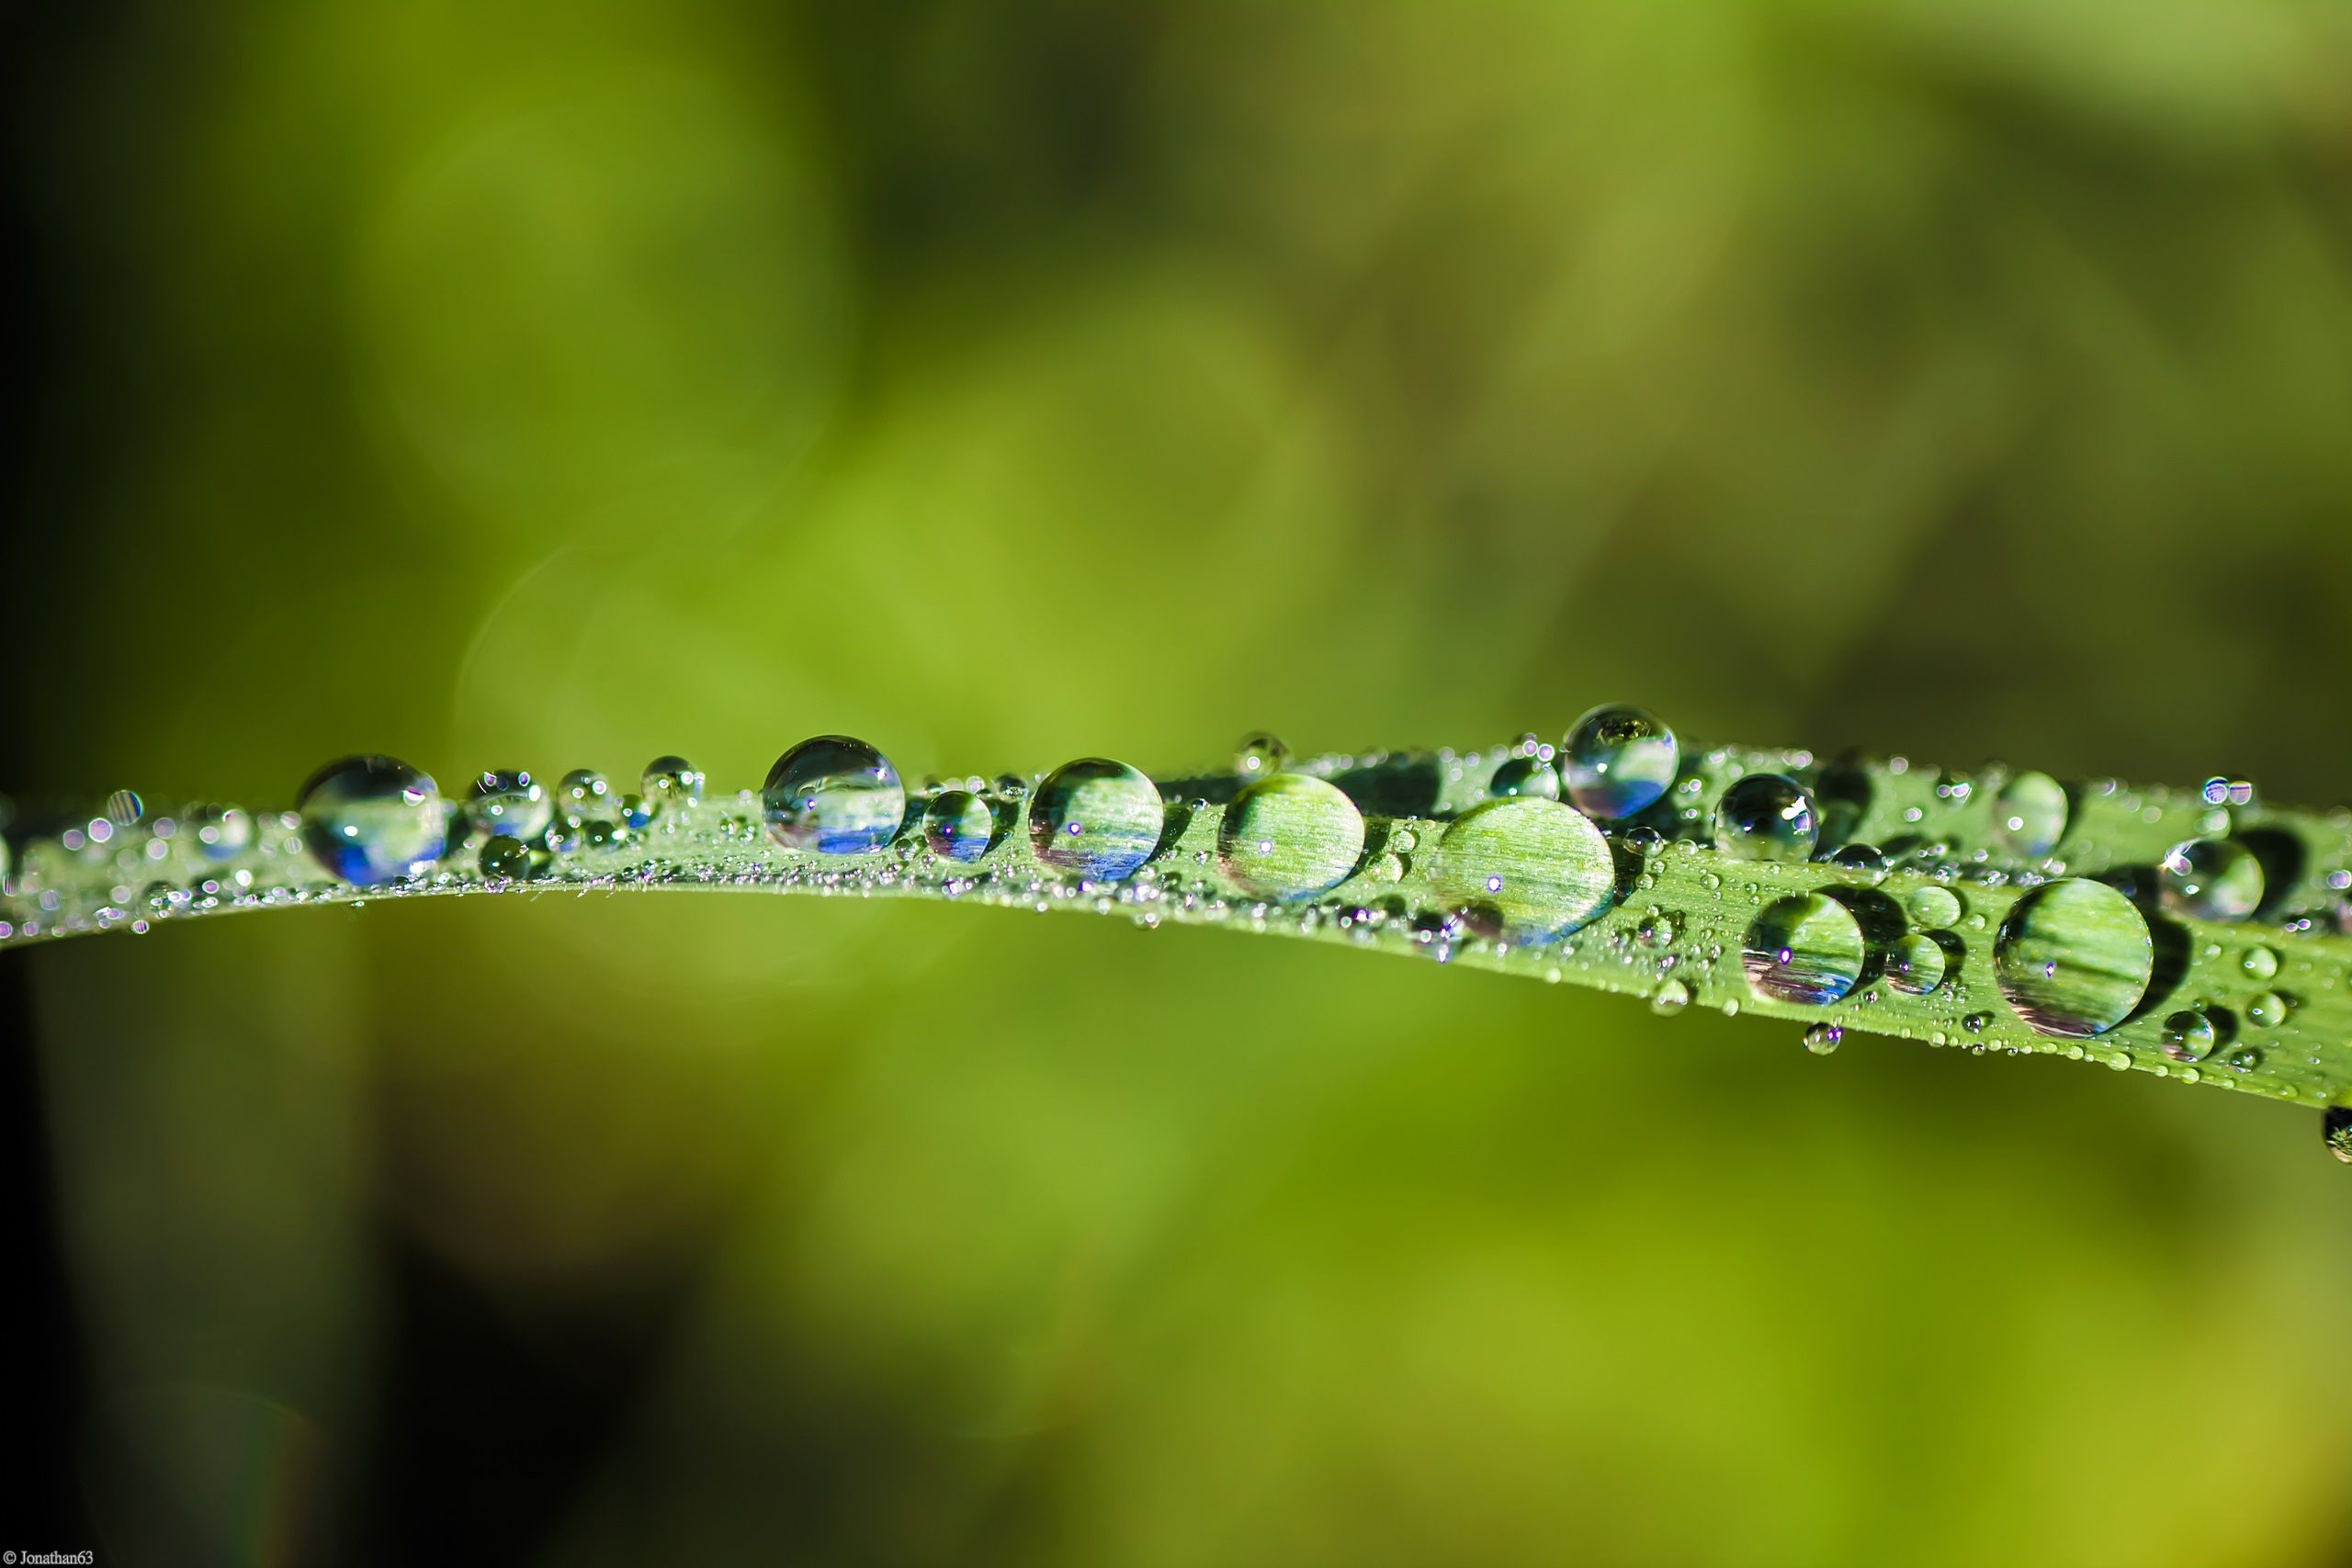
[12,1,2352,1562]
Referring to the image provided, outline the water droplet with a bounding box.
[2160,1010,2217,1063]
[1828,842,1887,884]
[1993,879,2152,1038]
[1430,798,1616,944]
[1234,732,1289,779]
[1650,977,1691,1016]
[1713,774,1818,863]
[2241,944,2280,980]
[1028,759,1165,882]
[1560,704,1678,820]
[297,755,448,886]
[1635,909,1678,947]
[1487,755,1561,800]
[1989,772,2069,859]
[1803,1021,1844,1055]
[641,755,705,808]
[2246,990,2290,1028]
[1885,931,1950,995]
[186,805,254,863]
[479,835,531,880]
[1905,884,1962,930]
[2324,1106,2352,1165]
[2158,838,2264,921]
[2224,1044,2263,1074]
[763,736,907,856]
[104,789,144,828]
[558,769,613,825]
[468,769,553,843]
[617,793,650,831]
[922,788,995,865]
[1217,773,1366,902]
[1742,893,1864,1005]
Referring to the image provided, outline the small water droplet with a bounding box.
[2323,1106,2352,1164]
[1802,1021,1843,1055]
[558,769,613,823]
[1713,774,1818,863]
[2160,1010,2216,1063]
[640,755,705,808]
[187,805,254,863]
[1993,879,2152,1038]
[2240,944,2279,981]
[922,789,995,864]
[1742,893,1864,1005]
[1988,772,2069,860]
[1234,732,1290,779]
[1560,704,1678,820]
[2245,990,2290,1028]
[1028,759,1165,882]
[297,755,448,887]
[1636,909,1678,948]
[1487,755,1561,800]
[1650,977,1691,1016]
[2159,838,2265,922]
[104,789,144,828]
[469,769,553,844]
[2224,1044,2263,1074]
[480,835,531,880]
[1885,931,1950,995]
[1828,842,1888,884]
[1217,773,1366,901]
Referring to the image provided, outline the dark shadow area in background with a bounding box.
[2,0,97,1544]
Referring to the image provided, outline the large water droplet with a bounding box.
[1560,705,1678,820]
[1993,878,2152,1038]
[763,736,907,855]
[2245,990,2290,1028]
[922,788,995,864]
[1742,893,1864,1005]
[1802,1021,1844,1055]
[1430,798,1615,944]
[2159,839,2264,921]
[640,755,705,808]
[469,769,553,844]
[1216,773,1366,902]
[1714,774,1818,863]
[1027,759,1164,882]
[1990,772,2068,859]
[297,755,448,886]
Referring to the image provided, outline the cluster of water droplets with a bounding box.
[4,704,2346,1156]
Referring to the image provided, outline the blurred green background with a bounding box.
[9,1,2352,1562]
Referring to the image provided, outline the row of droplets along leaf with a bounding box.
[2,706,2346,1158]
